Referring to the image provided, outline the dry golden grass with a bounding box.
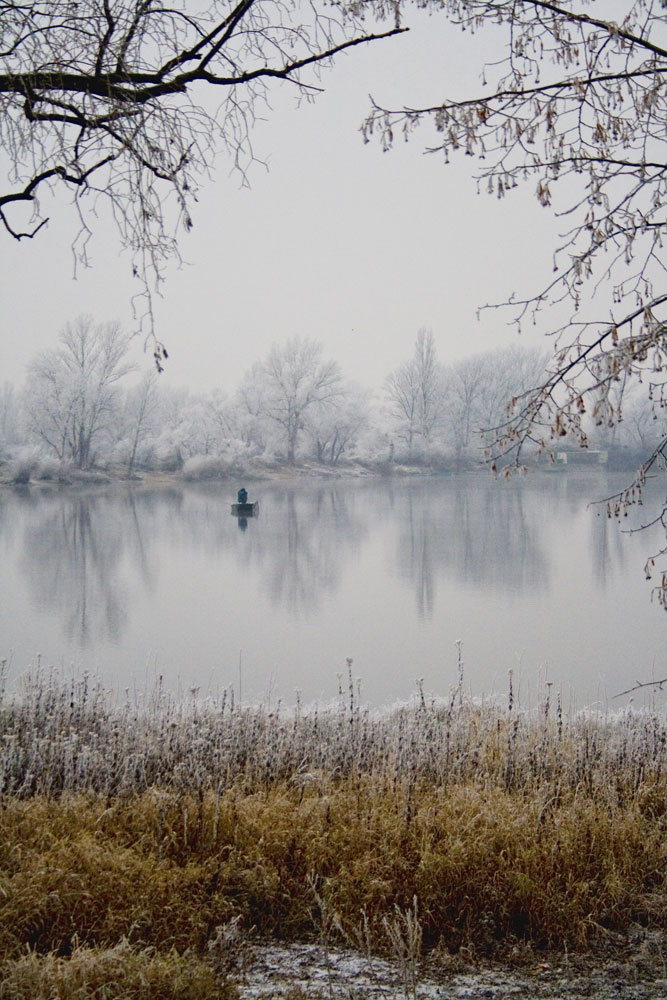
[0,940,235,1000]
[1,668,666,995]
[0,774,665,960]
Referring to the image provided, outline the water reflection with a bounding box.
[10,482,373,646]
[3,473,665,705]
[252,486,368,611]
[391,477,550,617]
[7,476,635,648]
[19,491,128,645]
[589,506,628,589]
[396,497,437,619]
[449,480,549,591]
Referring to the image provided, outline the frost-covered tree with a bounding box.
[243,337,343,464]
[442,346,549,464]
[413,328,444,444]
[0,381,22,453]
[116,370,160,475]
[384,357,420,455]
[0,1,401,351]
[24,316,134,468]
[384,329,444,455]
[233,377,272,455]
[620,383,667,451]
[442,356,490,464]
[146,388,219,466]
[305,381,370,465]
[475,345,549,437]
[140,385,251,473]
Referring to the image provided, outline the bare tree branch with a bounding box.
[614,676,667,697]
[1,0,406,340]
[363,0,667,604]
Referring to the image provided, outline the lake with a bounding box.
[1,471,667,709]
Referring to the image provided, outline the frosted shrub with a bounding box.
[182,455,229,480]
[34,457,72,481]
[4,445,42,484]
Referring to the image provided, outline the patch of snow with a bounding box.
[237,941,667,1000]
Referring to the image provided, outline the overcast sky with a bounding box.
[1,8,560,395]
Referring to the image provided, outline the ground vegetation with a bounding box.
[0,666,666,996]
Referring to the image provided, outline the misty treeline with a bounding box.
[0,318,659,481]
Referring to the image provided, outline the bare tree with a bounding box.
[25,316,135,468]
[441,356,490,465]
[305,381,369,465]
[365,0,667,595]
[413,328,444,443]
[246,337,343,463]
[365,2,666,424]
[120,370,159,475]
[0,1,402,354]
[384,357,420,455]
[442,346,549,464]
[385,329,444,455]
[475,346,549,437]
[0,381,22,451]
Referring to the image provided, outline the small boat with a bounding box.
[231,501,258,517]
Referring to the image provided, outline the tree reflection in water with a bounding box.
[255,486,368,612]
[393,476,550,618]
[19,491,128,645]
[13,482,370,649]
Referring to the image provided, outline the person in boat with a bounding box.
[237,487,248,505]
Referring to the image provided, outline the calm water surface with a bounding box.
[2,472,666,708]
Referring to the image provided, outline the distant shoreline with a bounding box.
[0,452,652,492]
